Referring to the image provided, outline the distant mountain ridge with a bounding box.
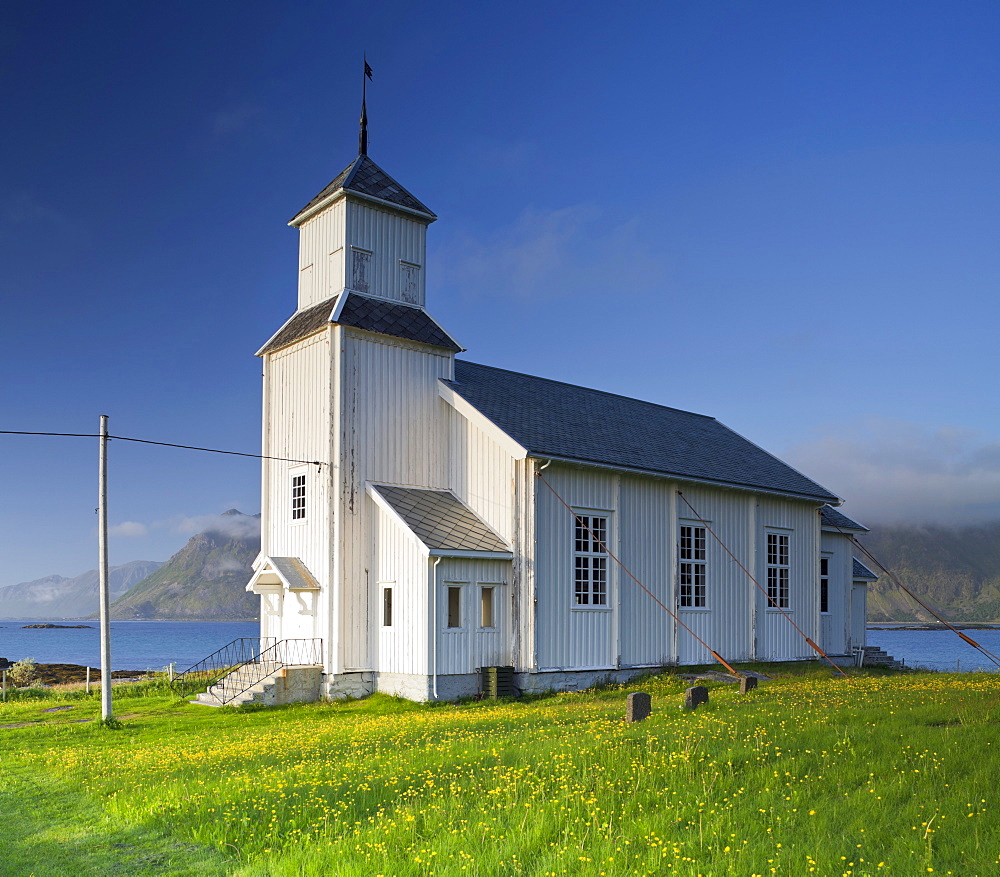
[861,521,1000,622]
[107,510,260,621]
[0,561,164,620]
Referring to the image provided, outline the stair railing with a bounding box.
[170,637,276,698]
[205,638,323,705]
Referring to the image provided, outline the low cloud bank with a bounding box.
[784,418,1000,526]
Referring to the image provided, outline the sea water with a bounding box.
[867,627,1000,673]
[0,620,260,671]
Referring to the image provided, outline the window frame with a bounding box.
[290,469,307,522]
[678,521,708,609]
[572,510,611,609]
[766,531,791,610]
[479,585,496,629]
[445,583,464,630]
[819,555,831,614]
[382,585,394,628]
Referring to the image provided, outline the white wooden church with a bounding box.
[243,122,876,702]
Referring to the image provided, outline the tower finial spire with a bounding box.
[360,56,373,156]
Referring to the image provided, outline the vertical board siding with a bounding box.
[534,465,616,670]
[263,332,332,600]
[435,559,512,675]
[339,333,451,670]
[297,202,346,308]
[514,459,537,670]
[618,476,673,667]
[820,531,852,655]
[674,486,754,665]
[756,497,822,660]
[447,407,515,544]
[346,202,427,305]
[373,505,429,674]
[850,584,867,649]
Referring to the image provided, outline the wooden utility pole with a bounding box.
[98,414,112,720]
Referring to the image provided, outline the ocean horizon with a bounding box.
[0,619,261,672]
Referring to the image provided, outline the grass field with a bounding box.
[2,667,999,876]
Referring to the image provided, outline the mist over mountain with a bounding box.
[0,561,164,620]
[861,520,1000,622]
[107,510,260,621]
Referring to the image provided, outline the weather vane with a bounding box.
[360,56,373,156]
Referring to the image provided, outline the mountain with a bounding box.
[0,561,164,619]
[860,521,1000,622]
[107,510,261,620]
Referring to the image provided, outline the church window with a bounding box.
[766,532,790,608]
[382,586,393,627]
[447,585,462,628]
[480,586,495,628]
[291,474,306,520]
[679,524,707,608]
[820,556,830,613]
[574,513,608,606]
[351,247,371,293]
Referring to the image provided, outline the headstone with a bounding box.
[740,676,758,694]
[684,685,709,710]
[626,691,651,722]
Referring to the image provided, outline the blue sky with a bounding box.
[2,1,998,586]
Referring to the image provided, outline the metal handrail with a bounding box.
[171,637,276,697]
[205,638,323,705]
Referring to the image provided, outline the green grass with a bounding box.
[3,667,1000,875]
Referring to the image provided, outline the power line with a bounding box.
[0,429,324,467]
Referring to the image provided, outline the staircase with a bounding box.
[860,645,904,670]
[174,638,323,707]
[194,662,318,707]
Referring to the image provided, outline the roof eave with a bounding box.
[530,453,839,505]
[289,187,437,228]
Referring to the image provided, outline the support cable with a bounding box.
[676,491,848,678]
[0,430,323,467]
[536,471,742,678]
[849,534,1000,671]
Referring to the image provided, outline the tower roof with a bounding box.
[290,155,436,225]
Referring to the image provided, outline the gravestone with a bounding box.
[626,691,651,722]
[684,685,709,710]
[740,676,758,694]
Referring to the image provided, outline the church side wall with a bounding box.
[533,464,824,671]
[297,201,346,309]
[339,331,452,672]
[262,331,334,647]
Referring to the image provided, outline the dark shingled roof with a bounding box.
[258,298,336,354]
[853,557,878,580]
[291,155,435,223]
[444,360,840,503]
[821,506,869,532]
[258,293,460,355]
[339,293,461,352]
[371,485,510,554]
